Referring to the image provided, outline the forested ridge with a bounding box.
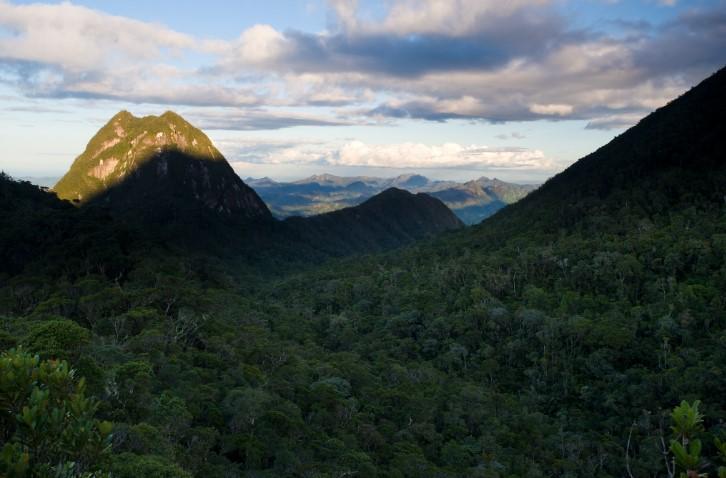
[0,67,725,477]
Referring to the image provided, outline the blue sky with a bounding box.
[1,0,724,183]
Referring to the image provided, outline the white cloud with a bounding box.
[188,108,352,130]
[217,137,554,170]
[0,0,194,71]
[328,0,360,31]
[529,103,574,116]
[362,0,553,36]
[0,0,723,132]
[235,24,289,64]
[335,141,552,169]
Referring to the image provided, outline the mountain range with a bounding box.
[0,65,724,477]
[3,110,463,265]
[247,173,536,224]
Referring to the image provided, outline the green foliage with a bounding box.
[0,329,17,351]
[22,320,90,360]
[110,360,154,421]
[0,68,725,477]
[110,453,192,478]
[714,438,726,478]
[671,400,704,441]
[0,348,112,477]
[665,400,726,478]
[670,439,702,472]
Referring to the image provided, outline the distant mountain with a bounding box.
[427,177,537,224]
[250,173,536,224]
[2,67,726,478]
[388,174,431,189]
[53,110,271,222]
[286,188,464,254]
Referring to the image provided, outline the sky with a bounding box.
[0,0,724,184]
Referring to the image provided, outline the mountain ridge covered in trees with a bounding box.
[1,66,725,477]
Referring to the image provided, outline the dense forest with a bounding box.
[1,67,725,478]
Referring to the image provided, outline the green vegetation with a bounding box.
[53,111,226,203]
[285,188,464,255]
[52,111,272,223]
[666,400,726,478]
[0,348,113,477]
[0,67,724,476]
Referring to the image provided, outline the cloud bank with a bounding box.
[216,137,554,172]
[1,0,725,133]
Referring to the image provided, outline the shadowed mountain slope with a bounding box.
[474,66,726,241]
[1,172,463,275]
[1,65,725,478]
[286,188,464,255]
[2,112,464,273]
[53,111,271,222]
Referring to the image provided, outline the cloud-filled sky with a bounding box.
[0,0,724,183]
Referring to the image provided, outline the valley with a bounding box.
[1,66,724,477]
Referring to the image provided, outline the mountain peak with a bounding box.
[110,110,135,122]
[158,110,189,125]
[481,66,726,235]
[372,186,411,199]
[385,174,431,190]
[53,111,271,221]
[285,187,463,254]
[310,173,342,182]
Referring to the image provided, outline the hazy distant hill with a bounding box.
[247,174,536,224]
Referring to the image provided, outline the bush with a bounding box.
[22,319,91,360]
[0,348,112,477]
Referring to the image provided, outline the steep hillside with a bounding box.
[4,109,466,272]
[479,67,726,239]
[0,172,143,277]
[286,188,464,254]
[53,111,271,222]
[241,66,726,476]
[1,68,725,478]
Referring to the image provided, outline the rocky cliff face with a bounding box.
[53,111,271,221]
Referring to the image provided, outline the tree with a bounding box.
[22,319,90,361]
[669,400,705,477]
[111,360,154,422]
[110,453,192,478]
[650,400,726,478]
[0,348,112,477]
